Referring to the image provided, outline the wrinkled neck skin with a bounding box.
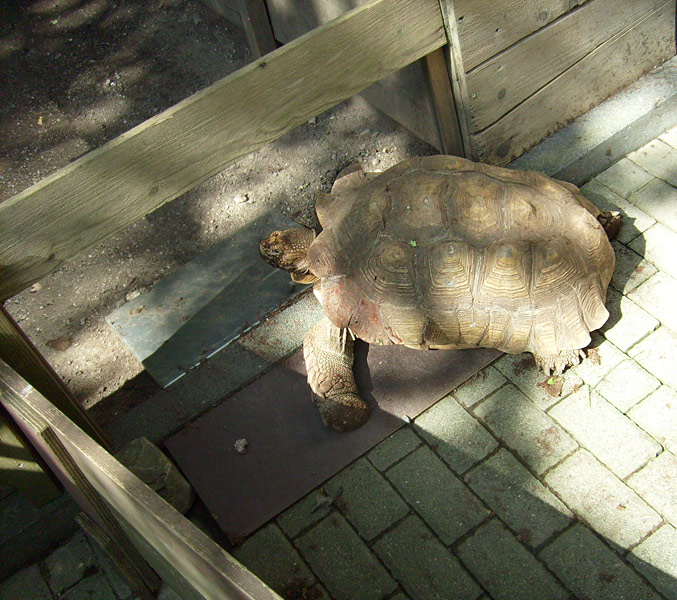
[259,227,320,284]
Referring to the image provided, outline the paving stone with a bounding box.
[296,513,396,600]
[456,518,567,600]
[628,177,677,232]
[452,365,507,408]
[628,138,677,187]
[60,572,116,600]
[158,584,183,600]
[0,564,52,600]
[414,394,498,474]
[464,449,572,548]
[91,543,134,600]
[629,271,677,333]
[630,327,677,390]
[581,179,655,244]
[386,446,488,544]
[595,359,661,413]
[627,451,677,523]
[609,240,658,294]
[572,333,626,387]
[324,458,408,540]
[595,158,655,197]
[388,592,411,600]
[494,353,584,410]
[549,387,660,478]
[540,523,661,600]
[630,222,677,280]
[43,532,96,596]
[277,489,333,539]
[473,384,577,474]
[660,124,677,148]
[602,287,659,352]
[629,524,677,599]
[373,515,480,600]
[232,523,315,596]
[544,449,662,548]
[366,428,422,472]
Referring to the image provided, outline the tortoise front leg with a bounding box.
[303,317,370,431]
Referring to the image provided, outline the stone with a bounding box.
[628,271,677,332]
[473,384,577,474]
[115,437,193,514]
[43,532,96,596]
[572,333,626,387]
[494,353,584,410]
[627,451,677,523]
[414,394,498,474]
[277,489,333,539]
[630,222,677,280]
[386,446,488,544]
[609,240,658,294]
[595,158,654,197]
[540,523,660,600]
[628,177,677,231]
[602,287,659,352]
[629,524,677,599]
[296,513,397,600]
[464,449,572,548]
[373,515,480,600]
[548,387,660,478]
[660,124,677,148]
[60,572,117,600]
[452,365,506,408]
[456,518,568,600]
[627,138,677,187]
[544,449,662,548]
[595,359,660,413]
[366,428,421,471]
[324,458,408,540]
[0,564,52,600]
[630,328,677,391]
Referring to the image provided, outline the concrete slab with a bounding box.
[628,385,677,454]
[627,451,677,524]
[629,524,677,599]
[628,271,677,333]
[366,428,422,471]
[629,327,677,390]
[627,177,677,232]
[595,359,661,413]
[627,138,677,188]
[630,223,677,280]
[595,158,654,198]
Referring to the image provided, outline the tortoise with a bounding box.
[260,155,619,432]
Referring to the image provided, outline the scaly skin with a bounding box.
[533,349,586,376]
[303,317,370,431]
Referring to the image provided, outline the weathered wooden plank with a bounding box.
[455,0,588,72]
[473,2,675,165]
[237,0,277,57]
[0,306,109,447]
[0,0,445,301]
[467,0,668,132]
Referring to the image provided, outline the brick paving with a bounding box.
[2,130,677,599]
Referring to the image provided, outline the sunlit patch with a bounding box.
[71,97,130,135]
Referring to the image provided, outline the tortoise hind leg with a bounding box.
[597,210,622,240]
[303,317,370,431]
[533,349,586,376]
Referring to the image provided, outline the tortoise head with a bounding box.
[259,227,319,284]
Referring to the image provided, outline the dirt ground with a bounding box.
[1,0,434,424]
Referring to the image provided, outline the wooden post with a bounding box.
[237,0,277,57]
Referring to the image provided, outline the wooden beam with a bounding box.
[0,0,445,301]
[237,0,277,57]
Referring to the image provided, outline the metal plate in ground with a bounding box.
[165,344,499,541]
[106,213,308,387]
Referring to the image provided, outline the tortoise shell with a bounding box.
[306,155,615,357]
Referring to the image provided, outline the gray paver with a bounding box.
[581,179,655,244]
[373,515,480,600]
[452,365,507,408]
[91,543,134,600]
[595,158,655,197]
[572,334,627,386]
[494,352,584,410]
[628,177,677,232]
[43,532,96,596]
[544,449,662,548]
[456,518,568,600]
[386,445,488,544]
[0,564,52,600]
[60,572,116,600]
[602,287,659,352]
[232,523,315,595]
[628,138,677,187]
[296,513,397,600]
[366,428,421,472]
[277,489,333,539]
[473,384,577,474]
[629,271,677,333]
[540,523,661,600]
[627,451,677,524]
[660,124,677,148]
[630,327,677,390]
[630,524,677,599]
[628,385,677,453]
[549,387,660,478]
[595,359,661,413]
[464,449,572,548]
[325,458,409,540]
[609,240,658,294]
[414,394,498,474]
[630,222,677,280]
